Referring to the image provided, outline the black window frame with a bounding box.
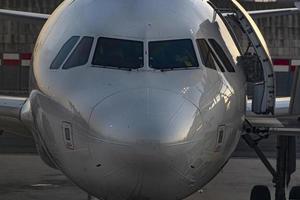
[62,36,94,70]
[148,39,199,70]
[50,36,80,70]
[92,37,144,70]
[208,39,235,72]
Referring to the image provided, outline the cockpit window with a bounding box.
[50,36,80,69]
[208,39,235,72]
[148,39,198,70]
[196,39,225,72]
[63,36,94,69]
[196,39,216,70]
[92,37,144,69]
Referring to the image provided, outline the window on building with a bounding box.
[92,37,144,69]
[50,36,80,69]
[149,39,199,70]
[208,39,235,72]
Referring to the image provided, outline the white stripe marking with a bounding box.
[3,53,19,60]
[274,65,289,72]
[21,60,31,66]
[291,60,300,66]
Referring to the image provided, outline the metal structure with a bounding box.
[242,66,300,200]
[209,1,300,199]
[232,0,276,114]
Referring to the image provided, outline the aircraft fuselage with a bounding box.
[23,0,247,199]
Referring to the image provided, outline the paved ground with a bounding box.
[1,134,300,200]
[1,154,300,200]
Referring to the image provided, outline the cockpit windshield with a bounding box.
[92,37,144,69]
[149,39,199,70]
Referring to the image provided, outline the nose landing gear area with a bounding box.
[251,185,271,200]
[289,186,300,200]
[250,185,300,200]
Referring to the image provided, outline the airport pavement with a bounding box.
[0,133,36,154]
[1,133,300,199]
[1,154,300,200]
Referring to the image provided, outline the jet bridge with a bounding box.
[209,0,300,199]
[243,112,300,200]
[231,3,300,199]
[231,0,276,115]
[209,0,276,115]
[243,56,300,199]
[241,51,300,200]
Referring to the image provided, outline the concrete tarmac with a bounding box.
[1,134,300,199]
[1,154,300,200]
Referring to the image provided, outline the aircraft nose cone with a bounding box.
[89,88,201,144]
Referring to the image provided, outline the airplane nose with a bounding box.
[89,88,201,144]
[87,89,205,199]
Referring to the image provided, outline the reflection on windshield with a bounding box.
[149,39,199,70]
[92,37,144,69]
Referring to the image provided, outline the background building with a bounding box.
[0,0,299,96]
[0,0,61,96]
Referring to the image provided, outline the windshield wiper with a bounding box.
[160,68,174,72]
[159,67,196,72]
[91,65,134,71]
